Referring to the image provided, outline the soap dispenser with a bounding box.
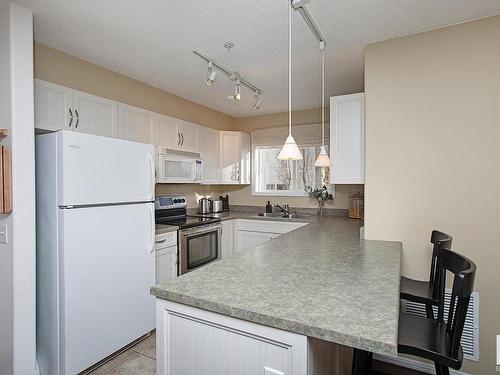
[266,201,272,213]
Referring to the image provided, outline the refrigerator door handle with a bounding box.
[148,204,155,254]
[148,153,155,200]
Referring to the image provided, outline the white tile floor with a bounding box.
[87,331,156,375]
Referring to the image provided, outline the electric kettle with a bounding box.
[197,198,213,214]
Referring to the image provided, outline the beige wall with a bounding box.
[234,107,328,132]
[364,15,500,374]
[34,43,235,131]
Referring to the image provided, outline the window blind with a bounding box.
[251,123,329,147]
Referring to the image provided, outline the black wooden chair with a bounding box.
[352,248,476,375]
[400,230,452,318]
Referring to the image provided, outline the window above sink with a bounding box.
[251,123,331,197]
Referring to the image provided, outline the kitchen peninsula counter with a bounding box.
[151,214,401,359]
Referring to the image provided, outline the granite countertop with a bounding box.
[151,213,401,356]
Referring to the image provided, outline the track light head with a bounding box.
[206,61,216,86]
[253,91,262,110]
[228,79,241,101]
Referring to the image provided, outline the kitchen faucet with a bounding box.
[275,203,294,218]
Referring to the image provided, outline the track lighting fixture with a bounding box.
[193,50,263,109]
[206,61,216,86]
[253,91,262,110]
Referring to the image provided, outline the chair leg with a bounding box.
[434,363,450,375]
[425,303,434,319]
[351,348,373,375]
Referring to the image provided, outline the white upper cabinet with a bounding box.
[72,90,118,138]
[199,126,220,184]
[330,93,365,184]
[219,131,250,184]
[35,79,118,138]
[176,120,199,152]
[153,116,199,152]
[35,79,73,131]
[118,104,154,144]
[154,115,178,148]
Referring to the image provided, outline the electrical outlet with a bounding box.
[264,367,284,375]
[0,224,8,244]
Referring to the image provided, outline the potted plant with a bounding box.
[305,186,333,216]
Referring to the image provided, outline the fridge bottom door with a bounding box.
[60,203,155,374]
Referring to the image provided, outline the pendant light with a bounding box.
[314,41,332,167]
[278,0,303,161]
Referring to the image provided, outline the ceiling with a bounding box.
[4,0,500,117]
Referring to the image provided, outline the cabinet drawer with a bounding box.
[155,231,177,249]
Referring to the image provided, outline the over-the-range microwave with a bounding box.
[156,147,203,183]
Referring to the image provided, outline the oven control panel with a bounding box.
[155,195,187,210]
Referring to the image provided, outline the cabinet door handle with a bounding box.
[177,133,180,145]
[181,133,184,146]
[68,108,73,128]
[75,109,80,128]
[155,239,166,244]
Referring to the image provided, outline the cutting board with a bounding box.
[0,146,12,214]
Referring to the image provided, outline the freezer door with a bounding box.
[60,203,155,374]
[57,131,155,206]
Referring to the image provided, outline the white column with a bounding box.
[0,3,36,374]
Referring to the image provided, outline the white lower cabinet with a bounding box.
[235,220,307,253]
[155,232,178,284]
[220,220,234,259]
[156,299,308,375]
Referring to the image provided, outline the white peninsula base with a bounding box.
[156,299,352,375]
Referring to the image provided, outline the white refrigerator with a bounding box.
[36,131,156,375]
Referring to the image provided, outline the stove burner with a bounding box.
[155,215,221,229]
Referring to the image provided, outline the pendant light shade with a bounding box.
[278,135,303,160]
[278,0,303,161]
[314,146,331,167]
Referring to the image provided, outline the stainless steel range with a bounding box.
[155,195,221,275]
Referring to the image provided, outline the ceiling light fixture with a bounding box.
[206,61,217,86]
[193,50,263,108]
[253,91,262,110]
[278,0,303,161]
[314,41,331,167]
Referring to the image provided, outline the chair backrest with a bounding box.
[429,230,453,298]
[436,248,476,357]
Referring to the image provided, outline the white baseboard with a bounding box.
[373,354,471,375]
